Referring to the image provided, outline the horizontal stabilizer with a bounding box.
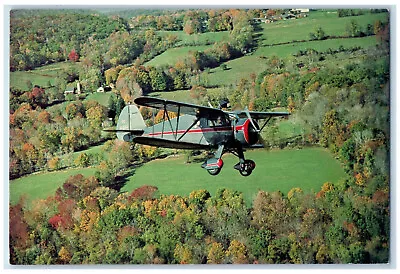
[236,111,290,119]
[103,128,144,135]
[249,144,264,148]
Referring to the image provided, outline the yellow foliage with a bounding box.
[79,210,99,232]
[207,242,225,264]
[143,199,158,217]
[321,182,334,193]
[174,243,193,264]
[137,144,159,159]
[58,246,72,263]
[355,172,365,186]
[316,244,330,263]
[288,187,303,200]
[47,157,60,171]
[226,239,248,264]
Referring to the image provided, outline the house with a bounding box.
[291,8,310,14]
[284,13,296,20]
[64,85,75,95]
[64,81,81,95]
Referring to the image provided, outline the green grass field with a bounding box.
[254,36,378,57]
[158,30,229,46]
[9,167,97,205]
[84,92,112,107]
[9,147,346,207]
[148,89,192,102]
[145,45,211,67]
[260,11,388,46]
[10,61,80,90]
[121,147,346,206]
[201,35,378,87]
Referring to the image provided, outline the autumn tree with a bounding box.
[226,239,249,264]
[27,86,48,108]
[68,49,79,62]
[207,242,225,264]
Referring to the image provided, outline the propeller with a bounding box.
[243,107,260,133]
[229,113,239,139]
[241,107,272,149]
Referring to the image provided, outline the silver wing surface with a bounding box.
[134,96,229,119]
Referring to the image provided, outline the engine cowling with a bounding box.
[235,118,260,146]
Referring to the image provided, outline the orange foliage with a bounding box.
[372,190,389,205]
[79,209,99,232]
[37,110,51,124]
[227,239,248,264]
[355,172,365,186]
[117,225,137,242]
[47,157,60,171]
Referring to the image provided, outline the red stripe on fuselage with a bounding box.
[143,125,245,137]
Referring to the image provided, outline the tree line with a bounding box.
[9,94,125,179]
[10,11,128,71]
[10,171,389,264]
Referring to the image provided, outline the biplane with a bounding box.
[105,97,289,176]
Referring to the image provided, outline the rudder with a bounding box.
[116,105,146,142]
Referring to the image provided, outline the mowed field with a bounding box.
[9,167,97,206]
[10,61,79,90]
[259,11,388,46]
[10,147,346,206]
[144,45,211,67]
[158,30,229,46]
[121,147,346,206]
[144,11,387,86]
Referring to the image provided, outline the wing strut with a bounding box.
[259,116,273,131]
[175,105,181,139]
[178,116,201,142]
[161,108,166,138]
[164,105,176,140]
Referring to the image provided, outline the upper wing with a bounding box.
[236,111,290,120]
[134,96,228,119]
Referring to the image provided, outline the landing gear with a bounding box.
[234,159,256,176]
[233,145,256,176]
[202,145,224,176]
[207,165,222,176]
[202,144,256,176]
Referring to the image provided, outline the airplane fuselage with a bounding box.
[133,114,259,149]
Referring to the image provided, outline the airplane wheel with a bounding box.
[239,168,252,176]
[208,168,221,176]
[239,160,255,177]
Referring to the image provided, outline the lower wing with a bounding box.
[133,136,209,150]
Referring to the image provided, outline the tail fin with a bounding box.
[116,105,146,142]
